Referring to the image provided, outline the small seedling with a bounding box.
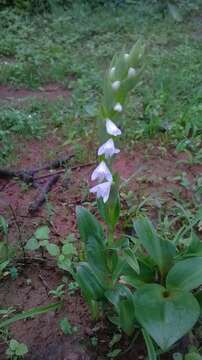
[49,284,65,300]
[59,317,77,336]
[6,339,28,359]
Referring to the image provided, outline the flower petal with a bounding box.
[98,138,120,159]
[106,119,122,136]
[91,161,112,182]
[90,181,112,203]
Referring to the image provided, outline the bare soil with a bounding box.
[0,84,70,103]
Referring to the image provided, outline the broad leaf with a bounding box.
[166,257,202,291]
[76,262,105,302]
[85,235,107,277]
[118,290,136,336]
[121,258,155,289]
[35,226,49,240]
[124,248,140,274]
[106,284,136,336]
[76,206,104,245]
[135,284,200,351]
[57,255,71,271]
[46,243,60,257]
[134,217,176,274]
[25,237,40,251]
[62,243,76,256]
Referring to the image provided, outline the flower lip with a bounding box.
[91,161,112,183]
[98,138,120,159]
[114,103,123,113]
[106,119,122,136]
[112,80,121,91]
[90,181,112,203]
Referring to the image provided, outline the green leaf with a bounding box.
[105,284,131,311]
[0,241,8,261]
[76,262,105,302]
[0,216,8,236]
[129,39,145,66]
[167,3,182,22]
[39,240,49,247]
[109,334,122,348]
[0,260,10,273]
[85,235,107,279]
[35,226,49,240]
[166,257,202,291]
[119,290,136,336]
[97,185,120,231]
[135,284,200,351]
[107,349,122,358]
[134,217,176,274]
[185,353,202,360]
[15,342,28,356]
[25,237,40,251]
[0,302,61,328]
[59,317,73,335]
[46,243,60,257]
[142,328,157,360]
[62,243,76,256]
[76,206,104,245]
[195,290,202,316]
[124,248,140,274]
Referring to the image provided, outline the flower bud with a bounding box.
[112,80,121,91]
[128,67,136,78]
[114,103,123,113]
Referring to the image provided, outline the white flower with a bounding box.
[110,67,116,76]
[128,67,136,78]
[90,181,112,203]
[91,161,112,182]
[106,119,122,136]
[112,80,121,91]
[114,103,123,113]
[124,53,129,60]
[98,138,120,159]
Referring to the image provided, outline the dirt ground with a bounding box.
[0,84,70,103]
[0,86,202,360]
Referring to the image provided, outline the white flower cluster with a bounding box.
[90,118,122,203]
[90,55,137,203]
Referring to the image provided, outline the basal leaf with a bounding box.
[166,257,202,291]
[135,284,200,351]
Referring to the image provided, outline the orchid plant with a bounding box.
[75,42,202,358]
